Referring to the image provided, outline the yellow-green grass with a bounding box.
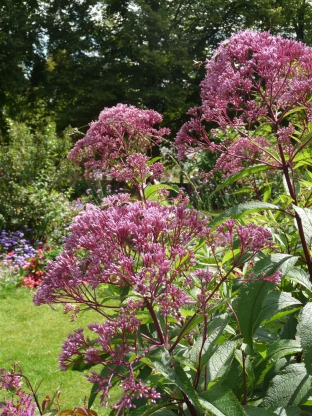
[0,287,117,414]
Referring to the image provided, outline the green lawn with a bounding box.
[0,287,116,414]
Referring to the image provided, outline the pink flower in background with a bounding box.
[200,30,312,128]
[68,104,170,179]
[175,30,312,167]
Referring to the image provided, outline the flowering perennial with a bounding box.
[68,104,170,181]
[33,189,276,411]
[0,231,37,269]
[176,30,312,178]
[0,365,39,416]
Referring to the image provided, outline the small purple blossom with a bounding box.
[0,364,39,416]
[0,231,38,268]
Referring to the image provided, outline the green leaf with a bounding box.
[209,164,273,199]
[284,106,308,118]
[129,403,178,416]
[285,268,312,291]
[280,314,298,340]
[245,407,303,416]
[253,340,302,384]
[262,363,311,408]
[262,339,301,362]
[272,406,303,415]
[190,314,230,366]
[257,291,302,325]
[254,327,278,342]
[298,303,312,376]
[88,382,99,409]
[208,201,279,229]
[199,384,247,415]
[234,280,275,348]
[293,149,312,168]
[144,184,178,200]
[252,254,298,280]
[148,349,203,412]
[293,205,312,249]
[243,407,276,415]
[205,339,238,383]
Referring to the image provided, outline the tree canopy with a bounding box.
[1,0,312,136]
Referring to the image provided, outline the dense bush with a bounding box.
[0,120,80,239]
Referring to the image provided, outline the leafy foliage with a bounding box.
[0,120,79,239]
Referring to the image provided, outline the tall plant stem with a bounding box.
[182,392,198,416]
[278,143,312,280]
[145,300,165,345]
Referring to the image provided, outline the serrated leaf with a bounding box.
[298,303,312,375]
[293,205,312,249]
[88,382,99,410]
[293,150,312,168]
[205,340,238,383]
[285,268,312,291]
[234,280,274,348]
[252,254,298,280]
[263,339,301,362]
[244,407,276,415]
[199,385,247,415]
[209,201,279,229]
[258,291,302,325]
[263,363,311,407]
[143,409,177,416]
[209,164,273,200]
[191,314,230,366]
[148,349,202,412]
[273,406,303,415]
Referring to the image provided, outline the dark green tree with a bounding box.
[0,0,45,136]
[2,0,312,137]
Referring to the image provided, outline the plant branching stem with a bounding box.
[279,143,312,280]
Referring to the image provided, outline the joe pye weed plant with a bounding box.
[3,30,312,415]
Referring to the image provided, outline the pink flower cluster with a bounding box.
[201,30,312,129]
[34,194,207,315]
[34,98,282,411]
[0,365,38,416]
[110,153,165,184]
[68,104,170,181]
[175,30,312,172]
[205,219,273,255]
[115,377,161,411]
[33,187,277,409]
[214,136,271,176]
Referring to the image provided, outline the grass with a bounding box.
[0,286,118,414]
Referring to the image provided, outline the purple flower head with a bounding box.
[214,136,271,176]
[0,364,39,416]
[0,367,22,391]
[68,104,170,180]
[175,31,312,165]
[110,153,165,187]
[0,231,37,268]
[34,199,207,319]
[201,30,312,128]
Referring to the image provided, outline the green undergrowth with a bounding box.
[0,287,118,414]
